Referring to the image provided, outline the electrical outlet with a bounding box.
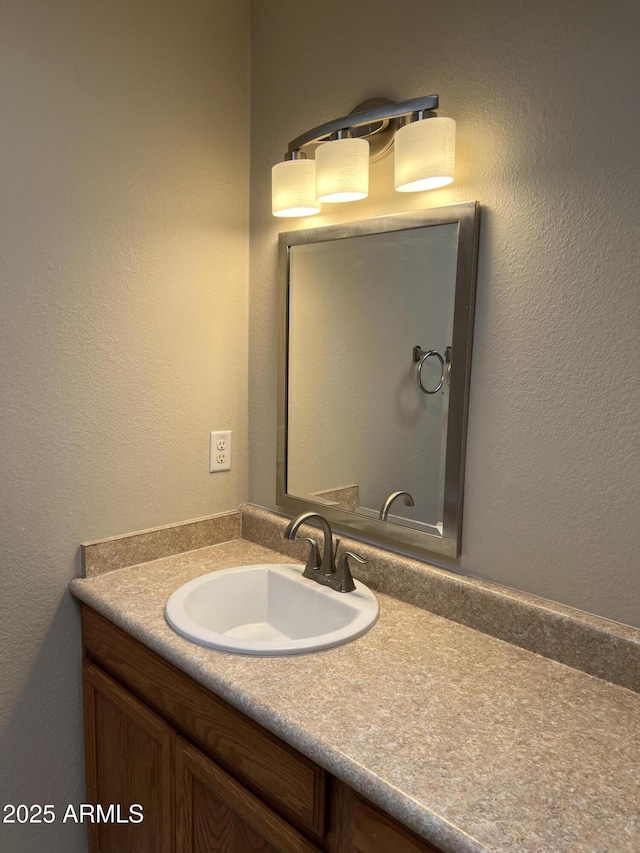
[209,430,232,472]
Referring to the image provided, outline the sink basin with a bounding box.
[165,563,378,656]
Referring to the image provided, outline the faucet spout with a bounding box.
[284,512,336,576]
[379,490,415,521]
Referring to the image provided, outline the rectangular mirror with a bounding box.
[277,203,480,558]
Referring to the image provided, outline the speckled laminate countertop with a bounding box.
[69,538,640,853]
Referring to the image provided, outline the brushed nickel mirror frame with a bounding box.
[277,202,480,560]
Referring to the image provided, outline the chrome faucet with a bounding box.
[379,490,415,521]
[283,512,367,593]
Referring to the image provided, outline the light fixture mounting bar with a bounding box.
[286,94,440,155]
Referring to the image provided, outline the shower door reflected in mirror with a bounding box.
[277,204,480,558]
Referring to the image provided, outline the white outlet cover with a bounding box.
[209,430,232,472]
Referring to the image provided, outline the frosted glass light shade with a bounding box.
[272,159,321,217]
[394,117,456,192]
[315,138,369,203]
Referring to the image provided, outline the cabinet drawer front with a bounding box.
[82,606,326,840]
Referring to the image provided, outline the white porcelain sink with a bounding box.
[165,563,378,656]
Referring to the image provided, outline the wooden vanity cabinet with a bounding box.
[81,605,443,853]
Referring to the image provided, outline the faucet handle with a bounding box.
[339,550,367,569]
[297,537,321,578]
[329,550,368,593]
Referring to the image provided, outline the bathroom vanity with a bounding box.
[70,505,640,853]
[82,606,441,852]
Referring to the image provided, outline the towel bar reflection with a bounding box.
[413,345,448,394]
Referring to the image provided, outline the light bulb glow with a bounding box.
[272,159,321,217]
[394,117,456,193]
[315,137,369,203]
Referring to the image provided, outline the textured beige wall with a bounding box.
[0,1,249,850]
[249,0,640,627]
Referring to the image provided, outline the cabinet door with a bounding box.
[83,661,175,853]
[176,738,321,853]
[328,782,444,853]
[347,790,444,853]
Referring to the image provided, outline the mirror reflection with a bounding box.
[278,204,480,558]
[288,224,458,532]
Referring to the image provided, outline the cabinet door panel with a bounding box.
[176,738,321,853]
[350,792,443,853]
[190,775,275,852]
[83,661,174,853]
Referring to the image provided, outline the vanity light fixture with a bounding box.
[271,94,455,217]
